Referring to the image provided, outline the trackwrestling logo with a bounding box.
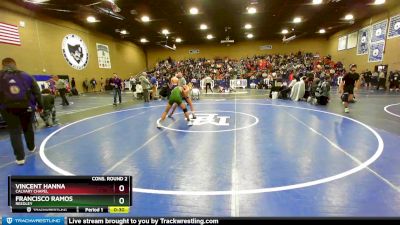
[2,217,64,225]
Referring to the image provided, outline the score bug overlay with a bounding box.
[8,176,132,213]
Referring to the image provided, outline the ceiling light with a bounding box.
[247,7,257,14]
[200,24,208,30]
[374,0,385,5]
[206,34,213,39]
[141,15,150,22]
[176,38,182,43]
[293,17,302,23]
[247,33,254,39]
[282,29,288,34]
[140,38,148,43]
[245,24,252,29]
[86,16,97,23]
[23,0,50,4]
[120,30,127,35]
[312,0,323,4]
[190,7,199,15]
[319,29,326,34]
[344,14,354,20]
[162,29,169,35]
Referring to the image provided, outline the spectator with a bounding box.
[291,76,306,101]
[150,73,158,100]
[315,75,331,105]
[363,69,372,89]
[83,78,89,93]
[54,75,70,106]
[90,78,97,92]
[71,77,76,90]
[139,72,151,103]
[0,57,43,165]
[110,73,122,105]
[100,77,104,92]
[39,88,58,127]
[47,77,56,95]
[71,77,78,95]
[129,76,136,92]
[389,70,399,92]
[371,71,379,87]
[204,75,213,93]
[377,70,386,91]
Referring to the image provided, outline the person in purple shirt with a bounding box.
[0,58,43,165]
[110,73,122,105]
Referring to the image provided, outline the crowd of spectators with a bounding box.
[147,52,345,89]
[104,51,398,105]
[130,52,344,105]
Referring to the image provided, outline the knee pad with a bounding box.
[341,92,349,102]
[183,108,188,113]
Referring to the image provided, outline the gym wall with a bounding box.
[0,1,147,93]
[146,38,329,69]
[329,4,400,72]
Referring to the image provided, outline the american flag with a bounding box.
[0,22,21,46]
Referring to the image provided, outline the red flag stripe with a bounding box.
[0,32,20,39]
[0,22,18,29]
[0,25,18,33]
[0,40,21,45]
[0,35,21,42]
[0,26,18,33]
[0,27,18,33]
[0,27,18,34]
[0,21,18,27]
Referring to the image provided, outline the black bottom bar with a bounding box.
[66,217,400,225]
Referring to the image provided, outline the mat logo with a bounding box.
[6,218,12,224]
[192,114,230,126]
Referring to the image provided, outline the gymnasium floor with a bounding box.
[0,89,400,217]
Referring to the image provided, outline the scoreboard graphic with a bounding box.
[8,176,131,213]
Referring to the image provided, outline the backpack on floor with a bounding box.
[71,88,79,96]
[0,70,31,109]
